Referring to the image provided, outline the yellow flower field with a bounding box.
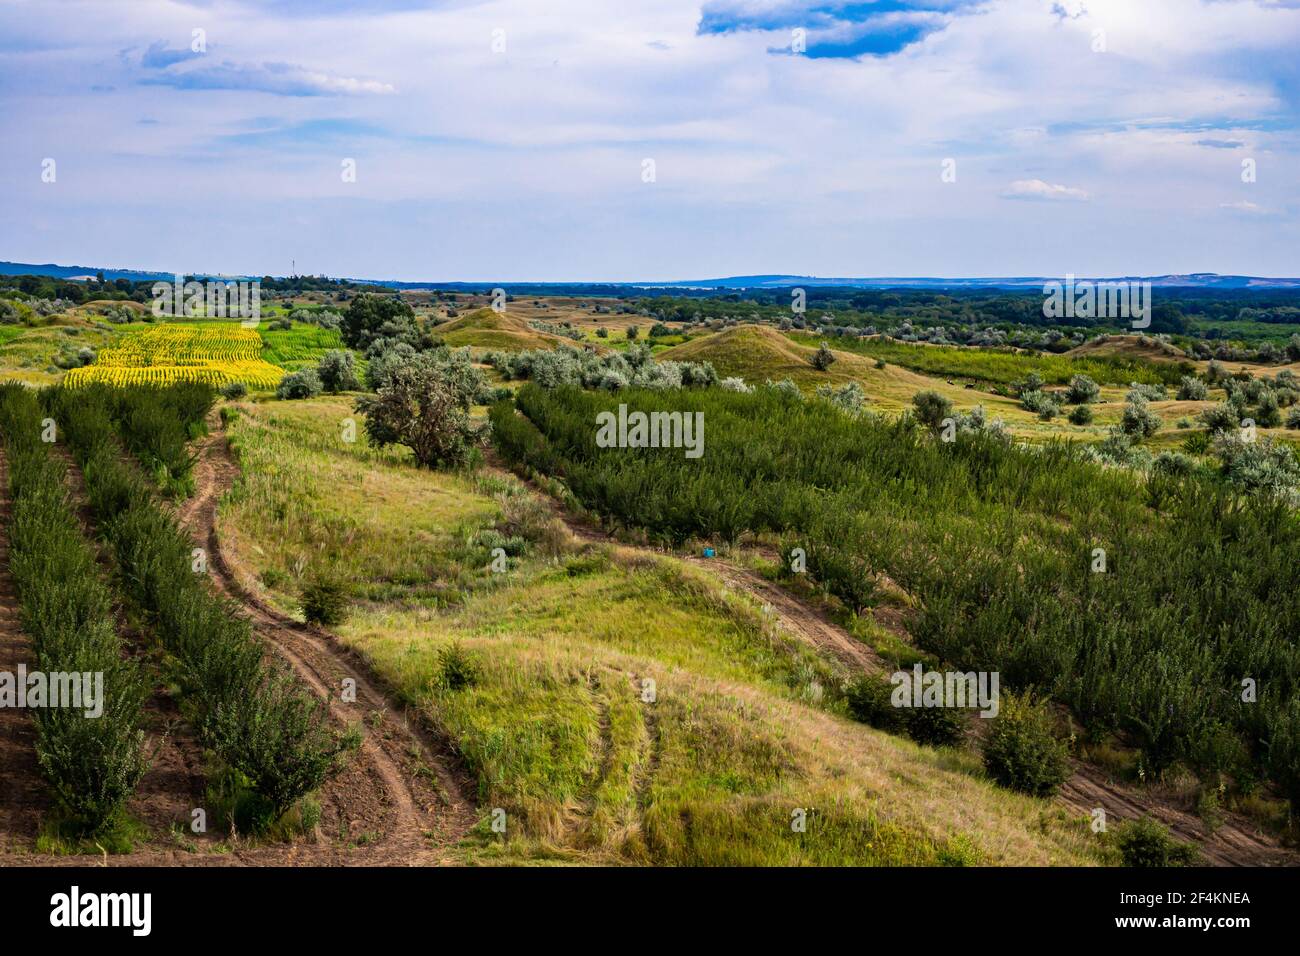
[65,324,284,390]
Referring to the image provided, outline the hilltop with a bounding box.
[432,308,573,352]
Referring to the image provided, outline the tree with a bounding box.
[316,350,359,393]
[811,342,836,371]
[354,351,484,468]
[342,293,418,350]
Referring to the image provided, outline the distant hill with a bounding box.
[433,308,573,352]
[1065,334,1190,363]
[5,260,1299,291]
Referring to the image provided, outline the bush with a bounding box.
[810,342,836,371]
[1068,404,1094,426]
[981,692,1070,796]
[1176,375,1208,401]
[221,381,248,400]
[1120,397,1162,439]
[844,675,903,732]
[316,350,360,393]
[1115,817,1199,867]
[300,578,349,627]
[277,368,323,400]
[434,642,480,691]
[1066,374,1100,404]
[912,390,952,432]
[1199,401,1240,434]
[1020,389,1058,417]
[1287,406,1300,430]
[904,705,968,747]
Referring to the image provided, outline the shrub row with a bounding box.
[494,384,1300,810]
[0,384,150,832]
[45,384,356,821]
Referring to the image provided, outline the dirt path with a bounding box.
[1,422,477,866]
[180,419,478,864]
[487,457,1297,867]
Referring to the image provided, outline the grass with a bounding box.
[219,394,1108,866]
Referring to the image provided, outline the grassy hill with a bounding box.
[1065,334,1188,363]
[433,308,573,352]
[217,396,1106,866]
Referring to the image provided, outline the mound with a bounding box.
[660,325,856,383]
[433,308,570,352]
[1066,334,1187,363]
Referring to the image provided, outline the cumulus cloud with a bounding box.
[0,0,1297,279]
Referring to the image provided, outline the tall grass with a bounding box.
[0,384,150,833]
[45,384,356,823]
[494,384,1300,809]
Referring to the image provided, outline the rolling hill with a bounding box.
[433,308,574,352]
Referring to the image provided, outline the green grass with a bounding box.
[220,395,1108,865]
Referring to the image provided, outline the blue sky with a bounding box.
[2,0,1298,280]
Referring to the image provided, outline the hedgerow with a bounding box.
[0,384,150,833]
[45,384,357,824]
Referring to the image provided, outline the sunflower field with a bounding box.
[65,324,284,389]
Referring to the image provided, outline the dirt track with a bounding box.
[0,422,476,866]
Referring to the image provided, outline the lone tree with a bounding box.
[355,351,483,468]
[811,342,836,371]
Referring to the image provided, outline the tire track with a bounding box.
[181,416,478,863]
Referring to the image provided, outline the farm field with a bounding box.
[65,324,284,389]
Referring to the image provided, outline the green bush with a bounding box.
[434,642,481,692]
[844,674,903,732]
[981,692,1070,796]
[277,368,323,400]
[903,705,968,747]
[1115,817,1199,867]
[221,380,248,400]
[300,578,349,627]
[1066,374,1100,404]
[911,390,952,432]
[1068,404,1094,426]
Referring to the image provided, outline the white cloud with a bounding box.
[1002,179,1090,201]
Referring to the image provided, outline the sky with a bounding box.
[1,0,1298,281]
